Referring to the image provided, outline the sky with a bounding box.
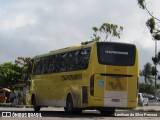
[0,0,160,70]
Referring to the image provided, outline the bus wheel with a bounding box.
[32,96,41,112]
[65,95,74,113]
[99,108,115,116]
[73,109,82,114]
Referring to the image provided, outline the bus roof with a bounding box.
[33,41,95,59]
[32,41,136,59]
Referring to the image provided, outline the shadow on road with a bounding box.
[41,111,107,117]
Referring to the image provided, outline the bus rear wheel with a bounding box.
[65,95,74,113]
[99,108,115,116]
[32,96,41,112]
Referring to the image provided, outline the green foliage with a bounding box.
[151,66,158,76]
[137,0,145,9]
[137,0,160,40]
[137,0,160,91]
[157,84,160,89]
[141,62,160,84]
[15,57,31,74]
[152,56,159,65]
[154,34,160,40]
[100,23,123,39]
[0,57,31,90]
[81,23,123,45]
[145,18,160,40]
[152,51,160,79]
[139,83,160,94]
[139,83,155,94]
[158,52,160,63]
[0,62,22,90]
[81,41,96,45]
[146,18,155,34]
[141,63,153,83]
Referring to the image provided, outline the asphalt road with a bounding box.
[0,105,160,120]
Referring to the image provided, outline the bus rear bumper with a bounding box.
[89,97,137,108]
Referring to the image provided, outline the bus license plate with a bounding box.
[112,99,120,102]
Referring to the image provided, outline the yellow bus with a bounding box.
[26,41,139,115]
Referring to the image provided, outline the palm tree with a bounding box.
[142,63,152,83]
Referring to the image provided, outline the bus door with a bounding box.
[92,73,128,107]
[104,74,128,107]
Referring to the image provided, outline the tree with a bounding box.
[0,62,22,90]
[137,0,160,64]
[152,51,160,65]
[137,0,160,91]
[15,57,31,76]
[139,83,155,94]
[157,84,160,90]
[81,23,123,45]
[0,57,31,90]
[151,66,158,76]
[141,63,153,83]
[137,0,160,41]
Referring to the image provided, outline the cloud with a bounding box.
[0,14,36,31]
[0,0,160,70]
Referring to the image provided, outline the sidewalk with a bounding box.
[0,103,32,108]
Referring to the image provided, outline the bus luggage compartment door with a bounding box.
[93,74,130,107]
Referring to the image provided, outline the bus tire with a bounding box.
[99,108,115,116]
[74,109,82,114]
[65,95,74,113]
[32,95,41,112]
[64,95,82,114]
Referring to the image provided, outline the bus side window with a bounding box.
[77,48,91,69]
[81,48,91,68]
[32,47,91,75]
[48,55,55,73]
[60,53,68,72]
[33,58,41,75]
[69,51,77,70]
[74,50,79,66]
[41,57,50,74]
[55,54,61,72]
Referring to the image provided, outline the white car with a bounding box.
[138,93,149,106]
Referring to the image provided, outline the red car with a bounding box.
[0,95,6,103]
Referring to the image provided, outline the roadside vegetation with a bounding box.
[137,0,160,95]
[0,57,31,91]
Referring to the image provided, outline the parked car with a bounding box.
[9,92,16,102]
[147,94,157,101]
[0,95,6,103]
[0,88,11,103]
[148,94,155,100]
[155,97,160,102]
[138,93,149,106]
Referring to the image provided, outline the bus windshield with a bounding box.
[97,42,136,66]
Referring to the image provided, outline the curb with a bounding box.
[0,103,32,108]
[0,103,11,107]
[15,105,33,108]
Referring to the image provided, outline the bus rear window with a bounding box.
[97,42,136,66]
